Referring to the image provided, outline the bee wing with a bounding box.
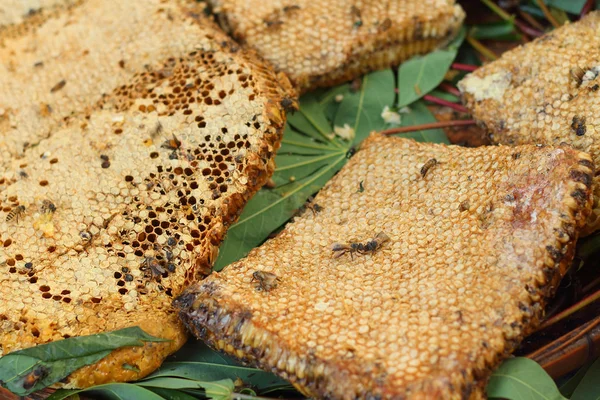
[375,232,390,243]
[331,243,348,251]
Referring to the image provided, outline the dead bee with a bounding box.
[571,116,586,136]
[379,18,392,32]
[304,196,323,215]
[350,5,362,27]
[161,134,181,150]
[22,365,49,390]
[264,19,283,28]
[50,79,66,93]
[6,205,26,223]
[141,257,166,281]
[40,200,56,214]
[251,271,280,292]
[332,232,390,259]
[570,66,587,86]
[420,158,438,178]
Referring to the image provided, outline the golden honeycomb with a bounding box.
[176,134,593,399]
[208,0,465,92]
[0,0,294,388]
[458,12,600,234]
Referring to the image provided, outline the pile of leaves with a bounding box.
[2,1,600,399]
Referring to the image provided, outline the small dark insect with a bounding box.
[283,4,300,12]
[150,121,163,138]
[420,158,438,178]
[18,170,28,178]
[252,271,280,292]
[332,232,390,259]
[346,146,356,159]
[357,180,364,193]
[50,79,66,93]
[570,66,586,86]
[40,200,56,214]
[304,196,323,215]
[571,116,586,136]
[350,5,362,28]
[161,134,181,150]
[141,257,166,281]
[265,19,283,28]
[6,205,26,223]
[379,18,392,32]
[22,365,49,390]
[34,61,44,68]
[350,78,362,92]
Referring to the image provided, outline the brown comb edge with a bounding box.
[460,88,600,236]
[175,148,595,399]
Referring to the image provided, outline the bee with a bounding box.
[332,232,390,259]
[420,158,438,178]
[570,66,587,86]
[296,196,323,217]
[161,134,181,150]
[40,200,56,214]
[22,365,49,390]
[251,271,280,292]
[50,79,66,93]
[141,257,166,281]
[6,205,25,223]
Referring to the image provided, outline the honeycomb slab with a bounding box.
[176,135,593,399]
[209,0,465,92]
[0,0,293,388]
[459,12,600,234]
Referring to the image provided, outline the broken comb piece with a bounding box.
[459,11,600,234]
[209,0,465,92]
[0,0,294,389]
[176,134,593,398]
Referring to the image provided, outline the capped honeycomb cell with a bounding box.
[209,0,465,92]
[176,134,593,399]
[459,12,600,234]
[0,0,294,389]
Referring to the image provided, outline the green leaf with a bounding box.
[47,383,166,400]
[147,387,201,400]
[147,362,288,392]
[559,362,594,398]
[470,22,520,40]
[571,357,600,400]
[0,327,168,396]
[287,92,343,147]
[334,69,396,143]
[577,232,600,261]
[545,0,586,15]
[214,149,347,270]
[397,27,464,107]
[138,377,234,399]
[487,358,567,400]
[391,101,450,144]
